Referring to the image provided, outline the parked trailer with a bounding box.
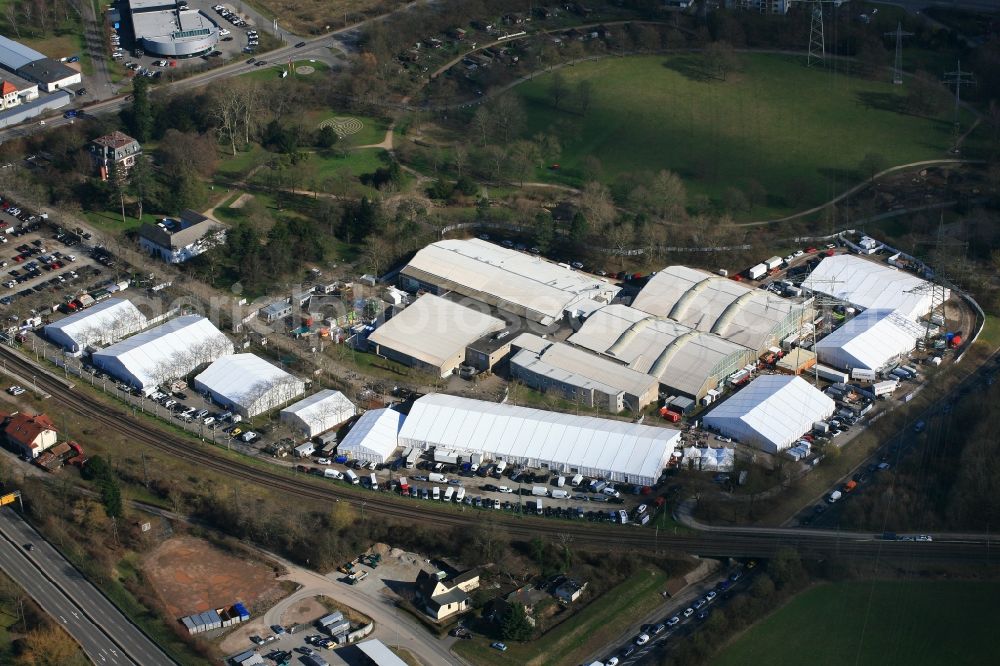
[434,448,459,464]
[764,256,784,270]
[748,263,767,280]
[873,380,899,397]
[851,368,877,382]
[814,364,849,384]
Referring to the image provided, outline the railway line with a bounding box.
[1,346,995,563]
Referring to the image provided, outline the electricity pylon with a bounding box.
[884,22,913,85]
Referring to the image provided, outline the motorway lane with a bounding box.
[0,517,138,665]
[0,510,176,666]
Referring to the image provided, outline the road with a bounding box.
[0,509,175,666]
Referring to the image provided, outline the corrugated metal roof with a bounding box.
[356,639,408,666]
[0,36,45,71]
[398,394,680,483]
[703,375,835,453]
[401,239,619,325]
[368,294,505,370]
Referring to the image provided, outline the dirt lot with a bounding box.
[143,536,285,618]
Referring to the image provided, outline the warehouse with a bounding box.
[194,354,305,417]
[702,375,835,454]
[336,408,405,464]
[567,304,755,400]
[399,239,620,325]
[510,333,658,413]
[397,394,681,485]
[92,315,233,389]
[44,298,147,353]
[129,0,219,57]
[631,266,803,353]
[280,390,356,439]
[814,309,924,372]
[802,254,946,320]
[0,36,80,92]
[367,294,506,378]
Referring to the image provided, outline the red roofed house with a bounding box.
[2,412,58,458]
[0,73,39,110]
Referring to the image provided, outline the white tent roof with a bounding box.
[815,309,923,371]
[92,315,232,388]
[400,239,620,325]
[568,304,754,398]
[703,375,835,453]
[367,294,505,370]
[280,389,356,437]
[631,266,801,351]
[337,408,404,460]
[44,298,147,351]
[397,394,681,483]
[194,354,303,410]
[802,255,942,320]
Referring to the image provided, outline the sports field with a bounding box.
[712,581,999,666]
[516,54,962,218]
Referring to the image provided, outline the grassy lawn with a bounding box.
[454,568,669,666]
[314,148,390,179]
[514,54,962,218]
[712,581,1000,666]
[239,59,329,83]
[82,209,162,234]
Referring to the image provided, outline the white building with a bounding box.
[815,309,924,372]
[367,294,505,377]
[92,315,233,389]
[509,333,658,413]
[194,354,305,417]
[702,375,835,454]
[280,389,356,439]
[138,209,225,263]
[802,254,946,320]
[399,239,620,325]
[567,304,756,399]
[631,266,803,353]
[44,298,147,353]
[336,408,405,464]
[397,394,681,485]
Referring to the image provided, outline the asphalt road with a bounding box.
[0,509,175,666]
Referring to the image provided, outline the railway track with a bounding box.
[1,346,995,562]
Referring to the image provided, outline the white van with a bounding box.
[432,486,441,500]
[369,473,378,491]
[494,460,507,475]
[323,468,342,480]
[444,487,455,502]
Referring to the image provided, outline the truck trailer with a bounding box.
[814,364,849,384]
[748,263,767,280]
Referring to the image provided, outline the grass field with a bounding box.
[515,54,963,218]
[454,568,669,666]
[239,59,330,83]
[712,581,1000,666]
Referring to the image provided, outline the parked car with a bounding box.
[490,642,507,652]
[635,633,650,645]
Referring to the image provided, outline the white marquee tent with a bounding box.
[702,375,835,454]
[280,389,356,438]
[194,354,305,417]
[397,394,680,485]
[336,408,404,464]
[815,309,924,371]
[44,298,147,353]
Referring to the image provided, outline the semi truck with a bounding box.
[851,368,877,382]
[433,449,459,464]
[748,263,767,280]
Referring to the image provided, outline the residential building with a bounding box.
[414,567,480,621]
[91,131,142,181]
[554,579,587,603]
[0,73,38,109]
[260,300,292,322]
[138,210,225,263]
[1,412,58,458]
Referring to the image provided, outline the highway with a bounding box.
[0,346,996,565]
[0,509,175,665]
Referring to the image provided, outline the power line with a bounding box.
[805,0,842,67]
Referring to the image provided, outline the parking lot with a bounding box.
[108,0,263,78]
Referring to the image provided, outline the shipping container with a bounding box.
[318,612,344,627]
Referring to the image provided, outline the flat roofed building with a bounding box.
[15,58,81,92]
[802,254,946,321]
[194,354,305,417]
[367,294,505,378]
[398,394,681,485]
[399,239,620,325]
[815,309,924,372]
[356,639,408,666]
[567,304,755,399]
[279,389,356,438]
[510,333,658,413]
[336,407,404,464]
[129,0,219,57]
[138,209,225,263]
[702,375,835,454]
[631,266,803,353]
[44,298,147,353]
[92,315,233,389]
[0,73,39,109]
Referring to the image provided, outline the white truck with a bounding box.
[428,472,448,483]
[815,364,849,384]
[551,489,569,500]
[323,468,342,480]
[764,255,783,270]
[851,368,877,382]
[872,380,899,397]
[493,460,507,476]
[748,263,767,280]
[531,486,549,497]
[556,476,566,487]
[571,474,584,487]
